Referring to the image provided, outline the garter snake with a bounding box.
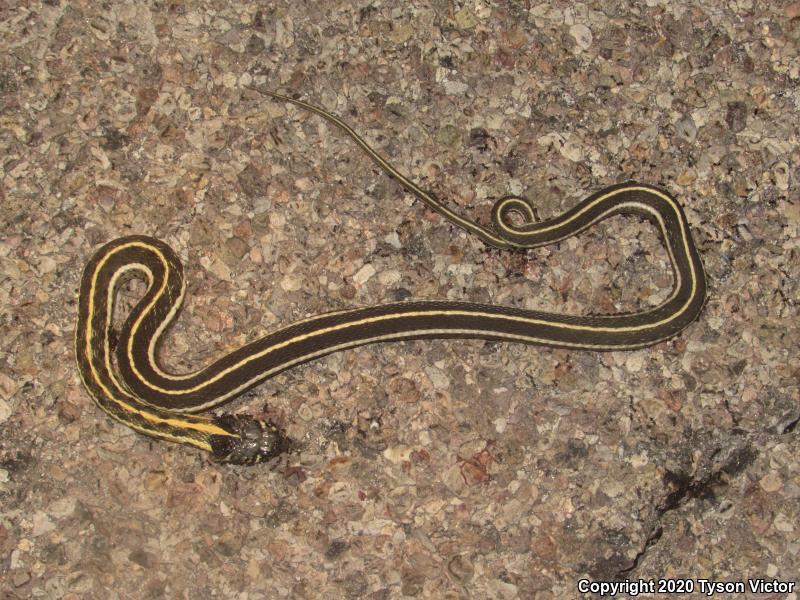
[75,88,707,465]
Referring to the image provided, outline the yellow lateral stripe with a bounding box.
[81,250,233,437]
[119,196,695,392]
[151,327,684,414]
[74,88,707,463]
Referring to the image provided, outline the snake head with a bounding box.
[210,415,292,466]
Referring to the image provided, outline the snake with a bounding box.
[75,88,707,465]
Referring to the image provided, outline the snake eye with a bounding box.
[210,415,292,466]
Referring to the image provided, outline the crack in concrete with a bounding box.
[615,441,759,578]
[616,420,799,578]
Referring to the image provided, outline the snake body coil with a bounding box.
[75,90,707,464]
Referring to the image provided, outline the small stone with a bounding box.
[378,269,401,286]
[389,23,414,44]
[32,511,56,536]
[383,232,401,248]
[280,273,302,291]
[246,558,261,579]
[773,513,794,532]
[220,69,236,87]
[37,255,57,275]
[49,497,76,518]
[208,259,232,281]
[224,236,249,260]
[0,372,19,401]
[779,199,800,224]
[297,403,313,421]
[488,578,518,599]
[625,353,644,372]
[772,161,789,191]
[0,399,10,424]
[447,554,474,583]
[493,417,507,433]
[604,480,626,498]
[675,115,697,142]
[759,471,783,492]
[443,80,468,95]
[676,170,697,186]
[725,101,748,132]
[454,7,478,29]
[144,471,168,491]
[13,570,30,587]
[569,24,593,50]
[656,92,673,110]
[443,463,467,491]
[629,452,649,468]
[129,549,154,568]
[325,540,348,560]
[559,137,584,162]
[436,124,462,147]
[537,132,564,150]
[353,264,375,285]
[401,569,425,596]
[424,366,449,390]
[383,445,413,463]
[294,177,313,192]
